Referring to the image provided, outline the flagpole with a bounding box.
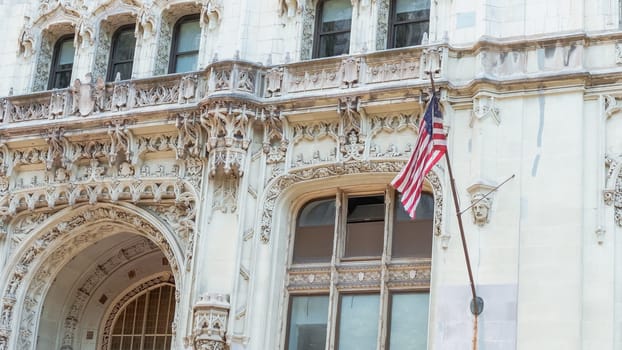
[428,74,483,316]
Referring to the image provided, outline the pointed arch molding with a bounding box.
[0,203,184,350]
[259,159,445,243]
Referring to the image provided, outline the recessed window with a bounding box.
[107,25,136,81]
[286,189,434,349]
[110,284,175,350]
[388,0,430,48]
[313,0,352,58]
[293,198,336,263]
[48,35,75,89]
[169,15,201,73]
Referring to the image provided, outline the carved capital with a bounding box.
[192,293,230,350]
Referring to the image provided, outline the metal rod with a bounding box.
[445,151,479,312]
[459,174,516,216]
[427,72,479,314]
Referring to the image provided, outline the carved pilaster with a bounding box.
[261,106,288,164]
[190,293,230,350]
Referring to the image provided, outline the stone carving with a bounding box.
[291,120,339,166]
[49,90,67,118]
[279,0,301,17]
[470,95,500,127]
[201,102,254,176]
[200,0,222,30]
[213,69,231,91]
[467,180,496,227]
[154,11,173,76]
[107,120,132,165]
[604,161,622,227]
[367,53,421,83]
[135,3,156,39]
[236,69,255,92]
[375,0,390,50]
[421,46,443,77]
[71,75,106,116]
[179,74,198,104]
[74,13,95,48]
[212,176,238,213]
[340,57,360,88]
[45,128,68,171]
[176,112,204,159]
[338,96,364,159]
[133,81,179,107]
[616,42,622,65]
[32,31,53,92]
[190,293,230,350]
[17,17,35,58]
[265,67,284,97]
[111,81,130,111]
[300,4,315,60]
[92,21,112,80]
[2,203,183,349]
[261,106,288,164]
[260,160,444,242]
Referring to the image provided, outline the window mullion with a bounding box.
[327,189,344,350]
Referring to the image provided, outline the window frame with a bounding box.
[312,0,353,59]
[284,186,434,350]
[387,0,431,49]
[48,34,75,90]
[108,283,176,350]
[106,24,137,82]
[168,14,201,74]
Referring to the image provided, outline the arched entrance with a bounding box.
[0,203,186,350]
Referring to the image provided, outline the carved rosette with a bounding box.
[191,293,230,350]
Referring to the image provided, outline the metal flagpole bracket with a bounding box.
[470,296,484,316]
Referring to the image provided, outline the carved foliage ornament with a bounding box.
[188,293,230,350]
[1,205,182,348]
[604,155,622,227]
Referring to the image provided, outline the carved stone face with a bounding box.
[471,196,490,226]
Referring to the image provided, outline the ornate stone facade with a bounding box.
[1,0,622,349]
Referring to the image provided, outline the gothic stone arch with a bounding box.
[0,203,185,350]
[259,159,445,243]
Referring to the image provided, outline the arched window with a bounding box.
[109,284,176,350]
[48,35,75,89]
[107,24,136,81]
[169,15,201,73]
[313,0,352,58]
[388,0,430,48]
[286,190,433,349]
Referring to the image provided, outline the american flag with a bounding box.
[391,94,447,218]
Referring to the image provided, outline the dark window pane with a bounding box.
[344,195,384,258]
[114,29,136,60]
[287,295,329,350]
[393,17,429,47]
[388,293,429,349]
[294,198,335,263]
[49,36,74,89]
[318,32,350,58]
[53,71,72,89]
[315,0,352,58]
[390,0,430,48]
[112,62,133,81]
[392,193,433,258]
